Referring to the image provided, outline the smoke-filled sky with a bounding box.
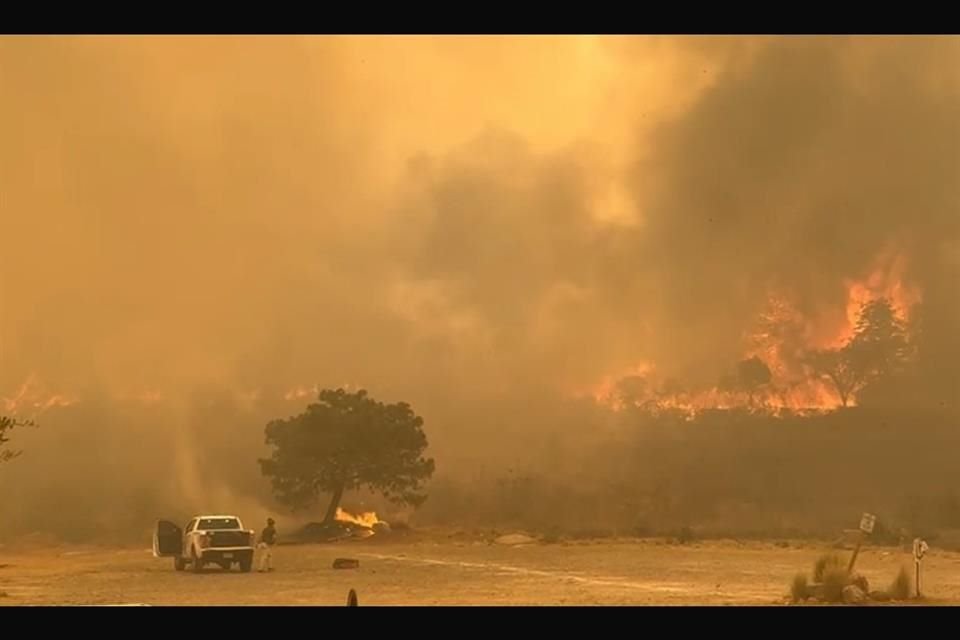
[2,35,958,457]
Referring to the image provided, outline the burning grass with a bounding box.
[291,507,391,543]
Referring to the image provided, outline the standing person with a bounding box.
[258,517,277,572]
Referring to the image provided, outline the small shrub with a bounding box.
[541,531,561,545]
[821,565,850,603]
[814,553,844,582]
[570,528,613,540]
[889,566,912,600]
[791,573,810,603]
[675,526,696,545]
[848,572,869,594]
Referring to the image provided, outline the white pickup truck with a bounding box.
[153,515,256,573]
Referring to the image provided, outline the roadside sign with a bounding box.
[913,538,929,598]
[847,513,875,572]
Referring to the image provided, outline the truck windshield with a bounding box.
[197,518,240,530]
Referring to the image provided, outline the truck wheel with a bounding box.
[174,556,186,571]
[191,548,203,573]
[239,554,253,573]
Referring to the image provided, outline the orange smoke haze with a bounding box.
[0,36,957,541]
[2,374,78,416]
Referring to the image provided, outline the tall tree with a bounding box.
[807,348,862,408]
[259,388,435,524]
[809,298,911,408]
[847,297,910,378]
[736,357,772,407]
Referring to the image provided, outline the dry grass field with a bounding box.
[3,534,959,605]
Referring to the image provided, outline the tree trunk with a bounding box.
[323,484,345,525]
[837,381,850,407]
[827,373,849,407]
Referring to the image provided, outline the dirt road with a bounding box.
[2,538,959,605]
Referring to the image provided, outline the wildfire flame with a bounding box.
[1,374,78,415]
[135,390,165,405]
[1,377,373,414]
[283,383,361,402]
[581,251,921,416]
[283,384,319,401]
[335,507,383,529]
[586,361,655,408]
[3,252,920,421]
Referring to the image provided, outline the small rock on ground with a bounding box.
[333,558,360,569]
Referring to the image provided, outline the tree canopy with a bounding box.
[737,357,772,389]
[809,298,910,407]
[0,415,33,464]
[259,388,435,523]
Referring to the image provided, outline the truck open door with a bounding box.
[153,519,182,559]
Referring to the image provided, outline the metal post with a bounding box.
[916,560,921,598]
[913,538,928,599]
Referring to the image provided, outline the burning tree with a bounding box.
[736,357,773,407]
[807,348,861,408]
[847,298,910,377]
[716,357,773,409]
[808,298,910,407]
[259,388,435,524]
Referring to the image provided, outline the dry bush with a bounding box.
[791,573,810,603]
[821,565,850,603]
[814,553,844,582]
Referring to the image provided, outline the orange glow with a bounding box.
[584,361,655,408]
[283,385,319,402]
[580,251,921,416]
[135,390,165,406]
[335,507,382,529]
[1,374,78,415]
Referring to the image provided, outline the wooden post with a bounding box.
[847,530,864,573]
[849,513,875,573]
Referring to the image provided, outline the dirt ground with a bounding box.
[2,536,959,605]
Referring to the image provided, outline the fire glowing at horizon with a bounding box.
[579,251,921,416]
[1,374,78,415]
[3,254,921,421]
